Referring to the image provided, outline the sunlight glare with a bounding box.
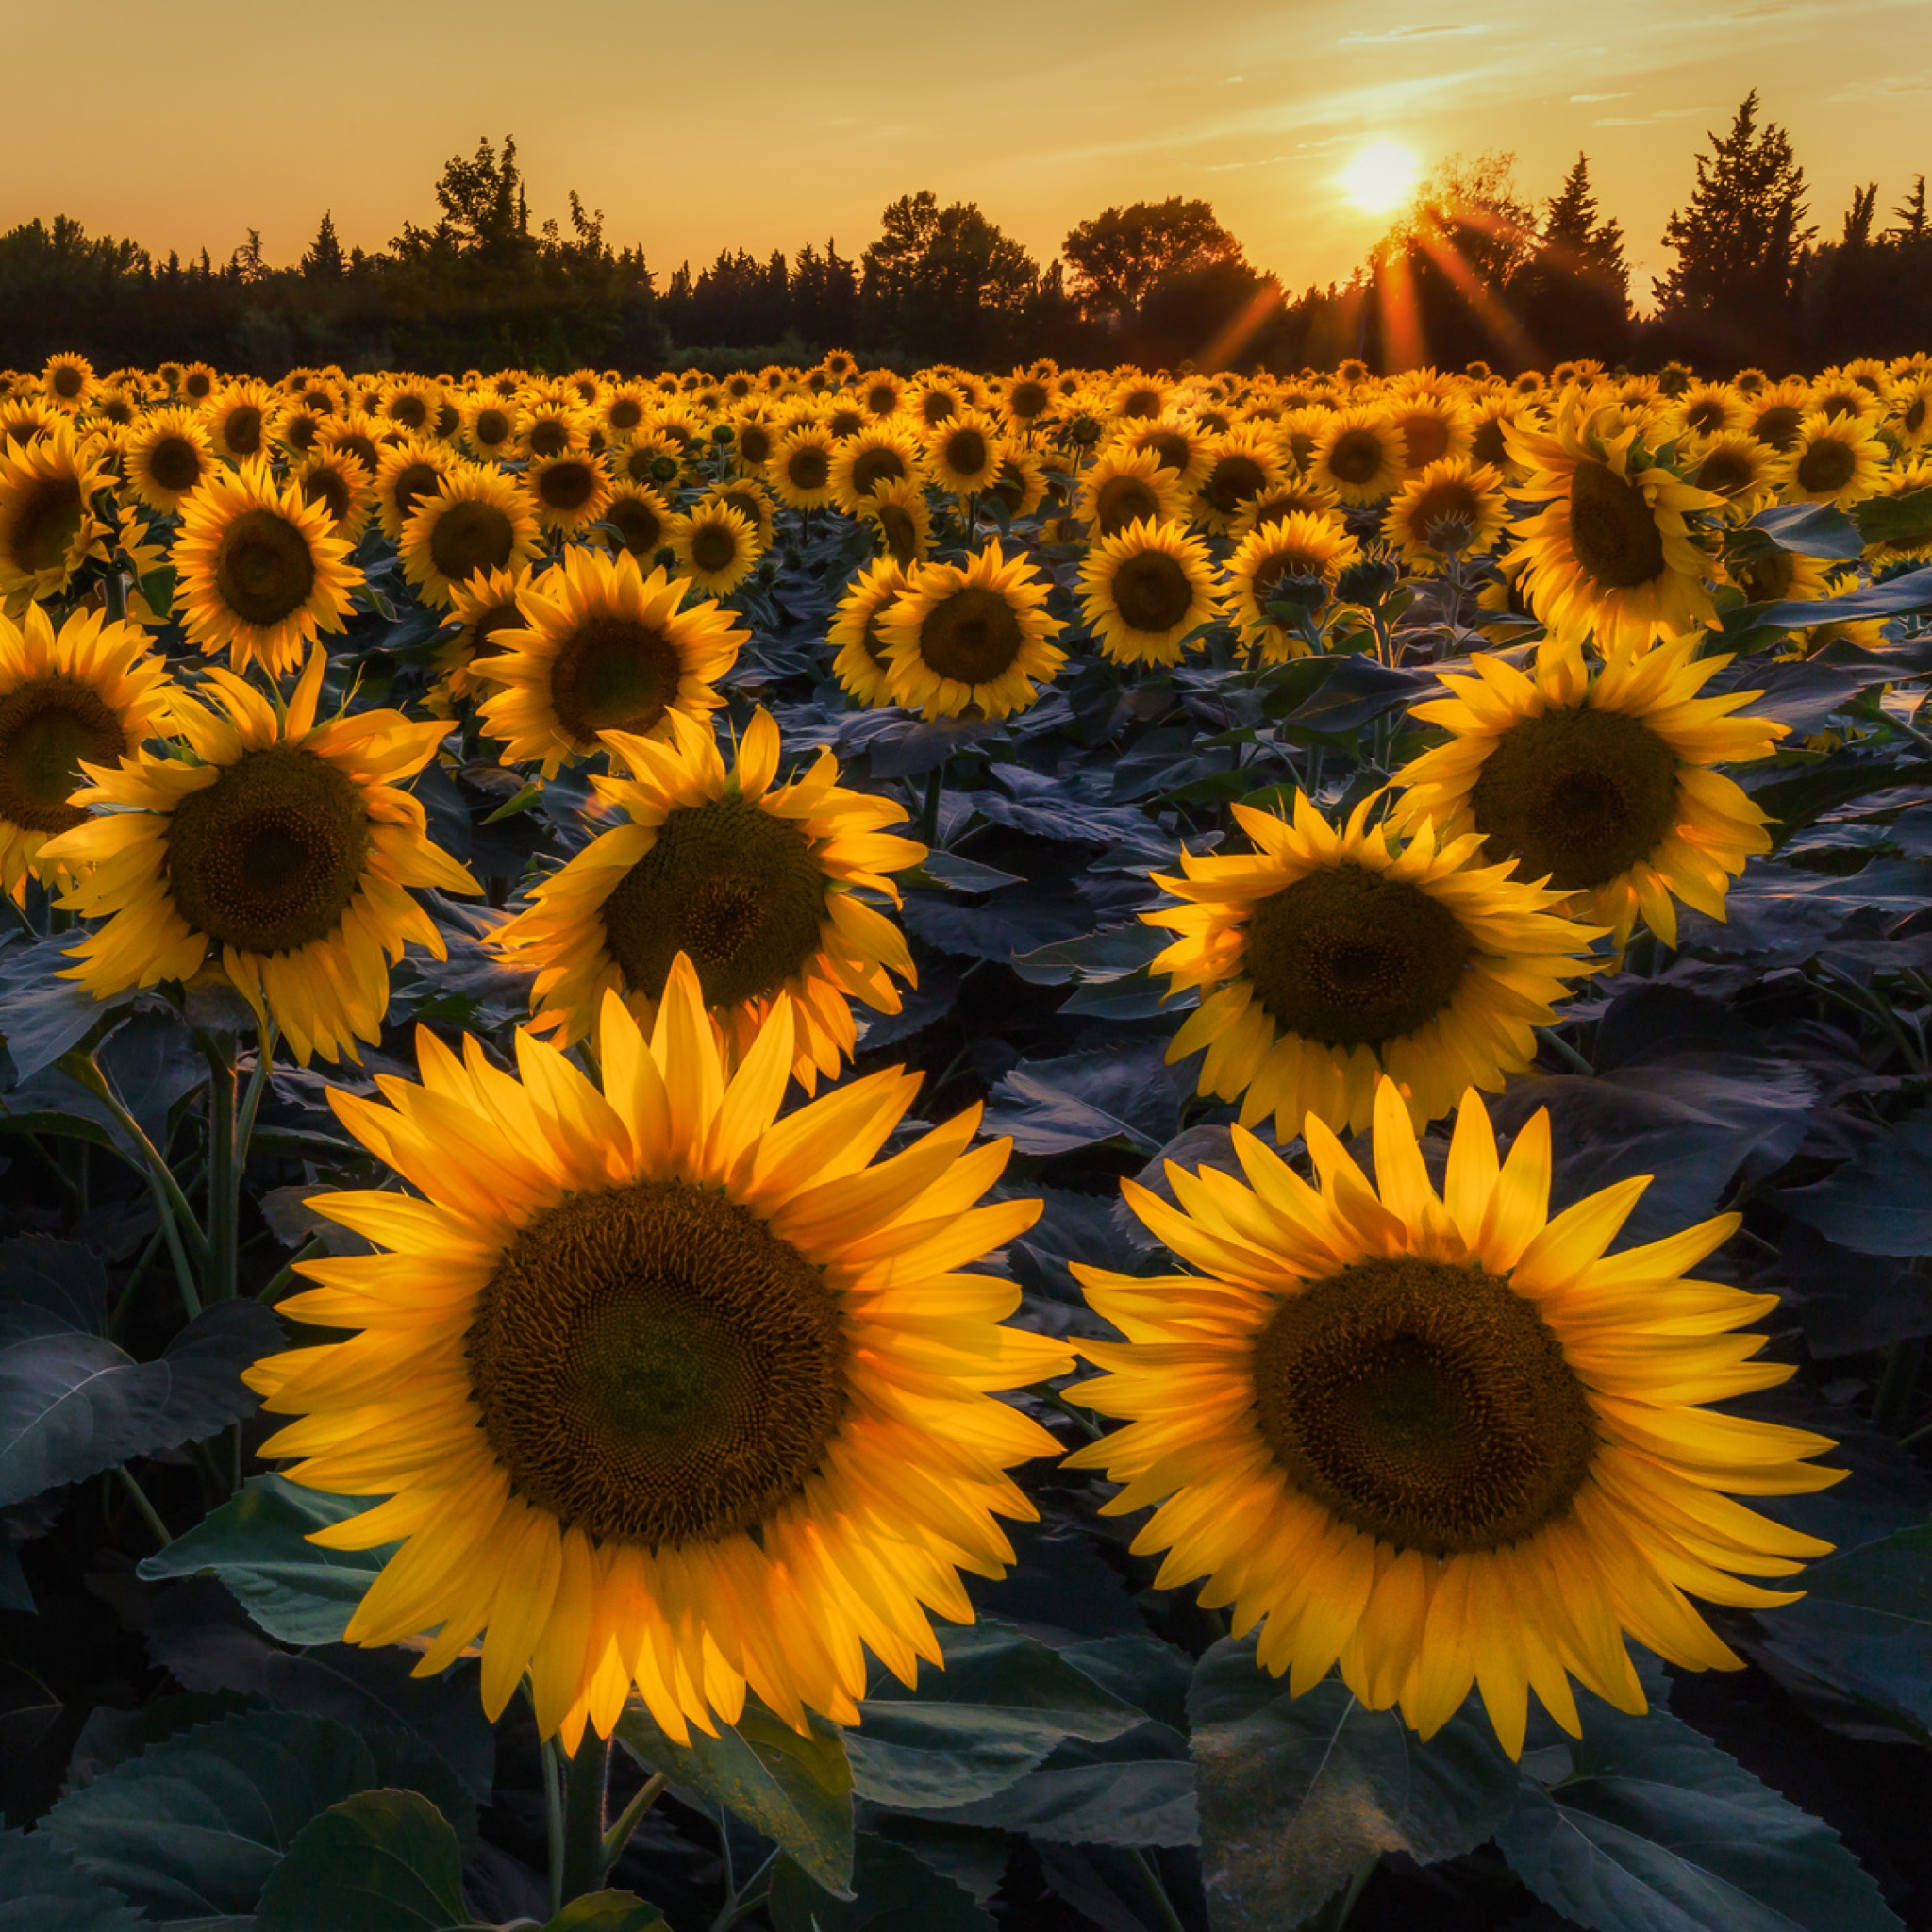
[1340,140,1421,216]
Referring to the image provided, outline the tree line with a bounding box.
[0,103,1925,377]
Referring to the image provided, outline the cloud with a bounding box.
[1828,68,1932,99]
[1338,22,1491,44]
[1570,92,1632,101]
[1593,105,1708,125]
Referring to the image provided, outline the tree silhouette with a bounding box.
[1062,198,1245,324]
[859,192,1038,360]
[301,211,345,280]
[1512,155,1629,365]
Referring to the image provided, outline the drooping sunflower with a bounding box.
[1380,457,1509,573]
[0,602,175,901]
[858,475,934,567]
[124,406,217,516]
[829,558,916,708]
[399,465,542,609]
[1077,517,1224,668]
[295,449,377,549]
[766,422,842,511]
[1393,634,1787,949]
[1309,407,1406,506]
[1226,513,1362,663]
[1777,409,1887,508]
[1147,793,1599,1138]
[831,424,926,512]
[435,563,539,705]
[668,502,760,599]
[1506,404,1722,658]
[1064,1074,1840,1757]
[243,963,1070,1747]
[494,705,921,1085]
[1074,445,1191,539]
[0,425,115,609]
[174,459,360,679]
[878,545,1067,722]
[473,546,745,777]
[45,649,477,1063]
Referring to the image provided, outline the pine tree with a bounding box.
[302,210,345,279]
[1510,155,1629,364]
[1888,175,1928,242]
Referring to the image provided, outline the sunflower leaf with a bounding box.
[1187,1637,1519,1929]
[767,1831,993,1932]
[252,1788,481,1932]
[615,1697,855,1898]
[138,1473,393,1644]
[1782,1105,1932,1257]
[1495,1696,1903,1932]
[541,1890,672,1931]
[0,1827,146,1932]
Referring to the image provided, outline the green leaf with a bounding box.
[615,1695,855,1897]
[1855,487,1932,551]
[541,1891,671,1931]
[768,1833,994,1932]
[918,1747,1198,1848]
[1732,503,1867,562]
[40,1709,378,1920]
[846,1707,1058,1809]
[1187,1636,1519,1928]
[138,1474,392,1644]
[1497,1699,1902,1932]
[907,851,1024,893]
[0,1827,146,1932]
[253,1789,478,1932]
[0,936,144,1086]
[1782,1105,1932,1257]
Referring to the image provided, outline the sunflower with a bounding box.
[525,449,614,539]
[436,563,539,704]
[399,465,542,609]
[594,482,673,561]
[1746,379,1813,453]
[243,959,1069,1747]
[1685,432,1777,516]
[1000,366,1056,434]
[1669,381,1750,442]
[174,459,360,680]
[1226,514,1362,664]
[908,380,967,433]
[519,399,594,462]
[597,383,656,444]
[1074,445,1191,539]
[42,354,94,413]
[1386,393,1473,474]
[1468,396,1531,479]
[178,362,219,407]
[0,602,174,902]
[1724,543,1835,608]
[45,649,476,1064]
[460,393,523,462]
[1889,374,1932,451]
[1147,793,1599,1138]
[922,410,1007,503]
[1777,410,1887,508]
[765,422,842,512]
[829,558,916,708]
[0,425,115,611]
[1114,412,1215,490]
[1393,635,1787,950]
[204,381,275,462]
[703,480,776,552]
[1310,408,1406,506]
[1230,480,1343,539]
[1859,457,1932,568]
[988,446,1050,521]
[1381,458,1508,573]
[0,398,62,449]
[295,448,377,549]
[1506,404,1722,658]
[668,502,760,599]
[1064,1074,1840,1757]
[1194,425,1290,536]
[1077,517,1224,669]
[372,439,459,545]
[493,705,921,1089]
[831,424,926,512]
[380,377,444,439]
[858,475,934,567]
[879,545,1067,722]
[473,546,744,777]
[124,406,216,516]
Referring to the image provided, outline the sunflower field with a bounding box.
[4,345,1932,1932]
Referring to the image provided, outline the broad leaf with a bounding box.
[982,1043,1182,1157]
[41,1709,377,1920]
[768,1831,994,1932]
[1782,1105,1932,1257]
[1733,502,1867,562]
[0,936,144,1088]
[615,1696,855,1898]
[1188,1639,1518,1928]
[0,1827,146,1932]
[541,1891,671,1932]
[1497,1699,1902,1932]
[139,1474,391,1644]
[253,1789,478,1932]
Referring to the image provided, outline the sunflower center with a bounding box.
[475,408,511,445]
[537,460,598,512]
[428,500,515,581]
[786,447,830,491]
[1325,429,1386,487]
[1469,704,1679,891]
[147,436,203,494]
[1111,550,1194,632]
[1205,454,1266,515]
[920,586,1025,685]
[944,428,989,476]
[391,461,441,523]
[690,522,739,574]
[1566,459,1666,590]
[1009,380,1047,418]
[51,366,85,399]
[1093,474,1159,535]
[9,475,84,576]
[1695,447,1754,496]
[850,446,907,495]
[391,396,429,429]
[1406,479,1483,546]
[0,676,127,834]
[212,508,317,626]
[469,1179,846,1548]
[601,795,826,1007]
[738,425,774,467]
[606,497,664,556]
[165,746,371,955]
[608,398,643,431]
[1754,405,1802,451]
[1796,439,1857,496]
[529,418,571,458]
[549,617,682,743]
[1397,415,1450,467]
[1142,431,1191,472]
[1472,417,1509,467]
[1251,1257,1598,1555]
[1685,400,1727,433]
[301,468,352,525]
[1242,860,1471,1049]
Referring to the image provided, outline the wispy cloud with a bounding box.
[1827,67,1932,99]
[1593,106,1709,125]
[1338,22,1491,44]
[1570,92,1632,102]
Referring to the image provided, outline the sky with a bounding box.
[8,0,1930,308]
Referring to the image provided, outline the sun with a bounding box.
[1341,139,1421,215]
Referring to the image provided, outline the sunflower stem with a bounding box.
[540,1732,566,1916]
[558,1727,612,1905]
[919,762,945,847]
[601,1770,667,1869]
[198,1031,239,1303]
[115,1463,171,1547]
[103,570,128,624]
[1128,1850,1188,1932]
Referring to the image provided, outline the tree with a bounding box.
[1511,154,1630,364]
[301,210,345,280]
[1887,175,1927,243]
[1653,91,1812,359]
[1062,197,1244,323]
[860,192,1038,359]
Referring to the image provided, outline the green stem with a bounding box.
[918,763,944,848]
[1128,1850,1188,1932]
[108,1224,167,1339]
[115,1464,171,1546]
[103,570,128,625]
[1537,1027,1594,1076]
[258,1236,327,1306]
[59,1050,208,1261]
[558,1728,612,1906]
[236,1022,275,1171]
[541,1732,567,1917]
[602,1771,667,1869]
[199,1032,238,1303]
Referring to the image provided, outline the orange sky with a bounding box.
[8,0,1929,309]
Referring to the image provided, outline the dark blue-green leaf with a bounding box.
[768,1832,992,1932]
[0,1827,146,1932]
[1782,1106,1932,1257]
[253,1788,478,1932]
